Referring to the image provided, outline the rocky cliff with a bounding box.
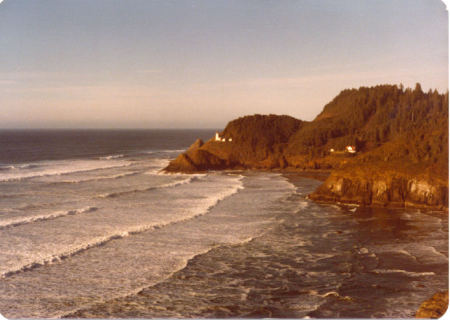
[309,164,448,210]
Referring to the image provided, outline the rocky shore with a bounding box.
[309,166,448,210]
[163,85,448,318]
[164,134,448,211]
[164,84,448,210]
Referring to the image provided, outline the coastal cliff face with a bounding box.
[164,84,448,209]
[164,138,228,172]
[309,166,449,210]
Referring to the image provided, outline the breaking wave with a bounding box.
[56,171,140,184]
[96,175,201,198]
[99,154,125,160]
[0,159,132,182]
[371,269,435,277]
[1,176,244,278]
[0,164,40,171]
[0,206,98,229]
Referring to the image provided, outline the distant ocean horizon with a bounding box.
[0,129,218,164]
[0,130,447,318]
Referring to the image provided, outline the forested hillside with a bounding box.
[165,83,448,208]
[286,84,448,174]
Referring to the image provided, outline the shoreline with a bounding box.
[65,169,447,318]
[282,170,448,214]
[182,167,448,213]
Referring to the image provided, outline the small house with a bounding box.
[346,146,356,153]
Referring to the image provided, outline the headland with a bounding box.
[164,84,449,211]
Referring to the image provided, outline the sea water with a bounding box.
[0,130,447,318]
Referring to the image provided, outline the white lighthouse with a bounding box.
[215,132,232,143]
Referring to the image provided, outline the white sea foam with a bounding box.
[372,269,435,277]
[58,171,140,184]
[57,240,237,319]
[100,154,124,160]
[0,159,131,182]
[388,249,417,260]
[297,200,309,210]
[373,244,448,264]
[0,164,39,171]
[144,149,185,154]
[1,175,244,279]
[282,175,297,190]
[95,176,199,198]
[144,159,171,174]
[0,206,98,229]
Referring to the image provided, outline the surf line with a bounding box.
[60,213,263,319]
[95,175,203,198]
[1,179,244,279]
[0,206,98,230]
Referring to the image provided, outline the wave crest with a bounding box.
[0,159,132,182]
[0,206,98,229]
[96,176,200,198]
[1,175,244,278]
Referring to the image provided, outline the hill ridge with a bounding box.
[164,83,448,209]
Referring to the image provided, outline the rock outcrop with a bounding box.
[416,291,448,318]
[164,114,302,172]
[309,167,448,210]
[164,138,228,173]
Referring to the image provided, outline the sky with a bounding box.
[0,0,448,129]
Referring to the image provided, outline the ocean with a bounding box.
[0,130,447,318]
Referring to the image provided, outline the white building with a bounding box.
[215,132,232,143]
[346,146,356,153]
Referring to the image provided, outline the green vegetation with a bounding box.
[221,114,303,162]
[165,83,448,208]
[286,84,448,177]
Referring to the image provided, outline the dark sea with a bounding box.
[0,130,447,319]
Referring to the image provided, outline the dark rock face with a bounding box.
[164,138,227,173]
[188,149,227,171]
[186,138,204,153]
[164,153,197,173]
[309,171,449,210]
[416,291,448,318]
